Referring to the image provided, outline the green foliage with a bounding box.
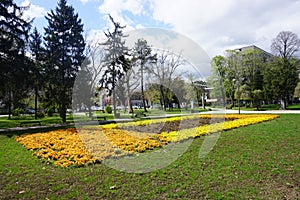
[100,15,130,117]
[0,0,32,118]
[263,57,298,106]
[36,111,45,119]
[294,82,300,98]
[105,105,112,114]
[208,55,227,103]
[132,38,157,112]
[47,107,56,117]
[44,0,85,123]
[12,108,24,117]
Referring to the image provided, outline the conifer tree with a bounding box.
[44,0,85,122]
[0,0,31,119]
[100,15,130,118]
[132,38,157,112]
[29,27,44,119]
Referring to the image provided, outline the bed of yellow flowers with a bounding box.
[16,128,97,167]
[16,114,279,168]
[160,114,279,142]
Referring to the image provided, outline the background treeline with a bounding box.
[1,0,300,122]
[209,31,300,110]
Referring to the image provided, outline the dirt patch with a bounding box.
[121,117,234,134]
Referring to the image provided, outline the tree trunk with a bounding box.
[125,73,133,114]
[280,97,287,110]
[60,88,67,123]
[8,91,12,120]
[201,94,205,110]
[160,85,166,111]
[112,89,117,118]
[61,99,67,123]
[140,64,147,112]
[34,86,38,119]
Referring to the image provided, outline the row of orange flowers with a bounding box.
[16,114,279,167]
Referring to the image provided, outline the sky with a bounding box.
[15,0,300,60]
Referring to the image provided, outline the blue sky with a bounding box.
[15,0,300,58]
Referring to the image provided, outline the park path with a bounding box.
[1,109,300,133]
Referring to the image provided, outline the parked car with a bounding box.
[25,108,35,114]
[116,106,125,110]
[91,106,102,111]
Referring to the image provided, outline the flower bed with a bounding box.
[16,114,279,167]
[16,128,96,167]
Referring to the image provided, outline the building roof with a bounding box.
[235,45,274,58]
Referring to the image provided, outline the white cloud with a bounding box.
[78,0,99,5]
[92,0,300,58]
[148,0,300,57]
[98,0,145,30]
[20,0,47,20]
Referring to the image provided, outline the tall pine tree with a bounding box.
[132,38,156,112]
[29,27,44,119]
[44,0,85,123]
[0,0,31,118]
[100,15,130,118]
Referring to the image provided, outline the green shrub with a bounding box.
[36,111,45,118]
[12,108,24,116]
[105,105,112,114]
[47,106,55,117]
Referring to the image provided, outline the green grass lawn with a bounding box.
[232,104,281,111]
[0,108,208,129]
[287,103,300,110]
[0,115,89,129]
[1,114,299,199]
[232,103,300,111]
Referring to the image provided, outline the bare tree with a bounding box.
[148,49,184,110]
[72,41,106,117]
[85,41,106,91]
[271,31,300,59]
[115,61,140,113]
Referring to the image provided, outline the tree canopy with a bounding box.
[44,0,85,122]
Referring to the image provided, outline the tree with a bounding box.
[294,82,300,99]
[241,49,264,94]
[44,0,85,122]
[271,31,300,59]
[72,58,94,117]
[0,0,31,119]
[209,55,227,107]
[29,27,44,119]
[100,15,130,118]
[226,49,247,114]
[263,57,298,109]
[148,49,184,111]
[73,41,106,117]
[268,31,300,109]
[116,60,140,114]
[132,38,157,112]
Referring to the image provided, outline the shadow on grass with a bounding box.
[1,124,75,138]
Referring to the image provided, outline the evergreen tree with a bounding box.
[29,27,44,119]
[132,38,157,112]
[100,15,130,118]
[0,0,31,118]
[44,0,85,122]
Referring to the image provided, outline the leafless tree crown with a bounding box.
[271,31,300,59]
